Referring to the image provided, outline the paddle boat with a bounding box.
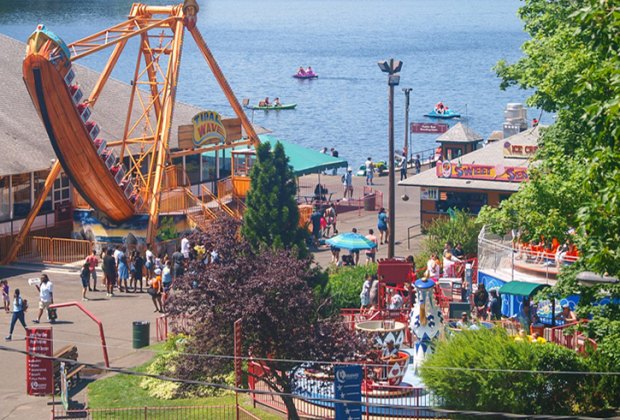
[424,109,461,119]
[293,72,318,79]
[249,103,297,111]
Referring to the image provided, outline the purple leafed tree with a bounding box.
[167,216,369,419]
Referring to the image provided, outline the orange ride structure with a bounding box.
[3,0,260,264]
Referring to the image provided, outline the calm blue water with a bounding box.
[0,0,541,166]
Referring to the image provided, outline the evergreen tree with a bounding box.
[242,141,307,255]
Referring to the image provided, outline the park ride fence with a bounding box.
[52,404,261,420]
[296,178,384,216]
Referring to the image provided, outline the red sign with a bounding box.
[436,161,529,183]
[26,327,54,395]
[411,122,449,134]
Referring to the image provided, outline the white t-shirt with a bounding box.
[40,281,53,302]
[113,249,122,265]
[145,249,154,264]
[181,237,190,258]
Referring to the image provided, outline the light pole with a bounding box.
[378,59,402,259]
[403,88,412,159]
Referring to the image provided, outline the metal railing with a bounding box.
[407,223,422,249]
[53,404,260,419]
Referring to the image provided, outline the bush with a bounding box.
[420,328,594,415]
[424,209,482,257]
[140,335,234,399]
[327,264,377,309]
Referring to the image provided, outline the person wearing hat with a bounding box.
[557,303,576,324]
[148,268,163,313]
[343,166,353,199]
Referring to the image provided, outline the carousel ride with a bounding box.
[3,0,260,264]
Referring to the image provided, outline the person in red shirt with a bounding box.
[85,249,99,291]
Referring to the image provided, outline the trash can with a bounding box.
[132,321,150,349]
[364,194,376,211]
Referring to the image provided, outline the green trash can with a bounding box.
[364,194,376,211]
[132,321,150,349]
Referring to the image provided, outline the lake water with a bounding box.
[0,0,540,167]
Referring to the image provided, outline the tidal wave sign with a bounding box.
[334,365,362,420]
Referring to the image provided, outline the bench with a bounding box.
[53,345,85,391]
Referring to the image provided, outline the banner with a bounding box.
[436,160,528,182]
[503,141,538,158]
[26,327,54,395]
[192,111,227,147]
[411,122,449,134]
[334,365,362,420]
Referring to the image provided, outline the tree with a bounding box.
[167,218,367,419]
[242,141,307,256]
[423,209,482,257]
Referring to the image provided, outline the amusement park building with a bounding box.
[0,33,266,240]
[399,125,541,226]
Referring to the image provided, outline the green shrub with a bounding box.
[420,328,594,415]
[327,264,377,309]
[140,334,234,399]
[424,209,482,257]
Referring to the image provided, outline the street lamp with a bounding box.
[402,88,412,159]
[378,58,402,259]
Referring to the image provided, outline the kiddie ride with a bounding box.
[296,259,445,416]
[5,0,261,264]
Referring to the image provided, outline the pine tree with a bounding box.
[241,141,307,255]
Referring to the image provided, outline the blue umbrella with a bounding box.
[326,232,377,250]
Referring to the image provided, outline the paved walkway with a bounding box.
[0,172,424,418]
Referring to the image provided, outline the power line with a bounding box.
[0,345,608,420]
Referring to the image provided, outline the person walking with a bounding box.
[365,157,375,186]
[331,148,339,175]
[377,207,389,245]
[1,280,10,313]
[148,268,163,313]
[171,247,185,280]
[5,289,27,340]
[343,167,353,199]
[85,249,99,291]
[181,234,191,259]
[145,244,155,282]
[400,152,408,181]
[80,262,90,301]
[32,274,53,324]
[131,250,144,293]
[414,154,421,174]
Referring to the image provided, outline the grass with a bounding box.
[87,344,281,419]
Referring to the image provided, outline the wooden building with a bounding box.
[400,126,540,226]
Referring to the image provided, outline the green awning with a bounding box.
[498,281,548,297]
[260,135,348,176]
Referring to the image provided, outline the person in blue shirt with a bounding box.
[5,289,27,340]
[377,207,389,245]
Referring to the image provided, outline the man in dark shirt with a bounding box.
[310,208,322,246]
[171,247,185,279]
[102,249,117,297]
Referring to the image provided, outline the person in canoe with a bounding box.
[435,101,447,114]
[273,97,281,106]
[297,66,306,76]
[259,97,270,107]
[306,66,315,76]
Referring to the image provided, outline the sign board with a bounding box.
[178,116,242,150]
[420,187,439,201]
[334,365,362,420]
[502,141,538,158]
[26,327,53,396]
[411,122,449,134]
[436,160,529,183]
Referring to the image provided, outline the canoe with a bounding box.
[424,109,461,119]
[250,103,297,111]
[293,73,318,79]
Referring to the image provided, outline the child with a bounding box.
[360,275,372,313]
[1,280,9,313]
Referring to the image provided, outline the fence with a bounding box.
[53,404,261,420]
[248,361,441,419]
[11,236,92,264]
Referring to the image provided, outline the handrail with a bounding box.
[407,223,422,249]
[201,185,237,219]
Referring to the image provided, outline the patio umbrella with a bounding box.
[326,232,377,250]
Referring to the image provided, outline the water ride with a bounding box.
[293,73,318,79]
[249,103,297,111]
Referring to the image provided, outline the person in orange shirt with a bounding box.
[148,269,163,313]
